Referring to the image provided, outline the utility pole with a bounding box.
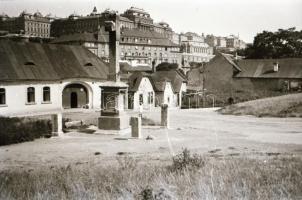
[201,62,206,108]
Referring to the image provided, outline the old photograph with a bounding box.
[0,0,302,199]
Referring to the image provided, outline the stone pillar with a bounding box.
[161,104,169,128]
[130,116,142,138]
[51,113,63,137]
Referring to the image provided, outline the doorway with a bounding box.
[70,92,78,108]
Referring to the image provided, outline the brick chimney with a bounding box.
[273,62,279,72]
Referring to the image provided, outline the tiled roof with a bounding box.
[235,58,302,79]
[0,40,109,82]
[150,69,186,92]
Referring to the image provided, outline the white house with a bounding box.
[151,69,187,107]
[127,72,155,110]
[0,40,109,116]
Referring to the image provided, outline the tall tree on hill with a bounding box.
[245,27,302,59]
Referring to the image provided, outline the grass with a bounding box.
[218,93,302,117]
[0,150,301,200]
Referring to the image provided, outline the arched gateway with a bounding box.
[62,83,89,109]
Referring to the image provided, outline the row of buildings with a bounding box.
[0,7,220,71]
[0,40,187,116]
[187,53,302,106]
[205,34,247,52]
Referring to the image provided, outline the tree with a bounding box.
[245,27,302,59]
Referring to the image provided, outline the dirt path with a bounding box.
[1,108,302,170]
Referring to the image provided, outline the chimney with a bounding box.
[273,62,279,72]
[105,14,121,82]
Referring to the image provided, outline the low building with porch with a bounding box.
[0,40,109,116]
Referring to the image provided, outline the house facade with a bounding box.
[151,69,187,107]
[127,73,155,110]
[0,40,108,116]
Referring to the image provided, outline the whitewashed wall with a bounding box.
[0,79,103,117]
[163,82,176,107]
[133,77,155,110]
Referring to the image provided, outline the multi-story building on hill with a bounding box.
[179,32,214,67]
[0,11,51,38]
[52,27,181,67]
[51,7,180,67]
[51,7,173,40]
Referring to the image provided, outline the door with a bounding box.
[70,92,78,108]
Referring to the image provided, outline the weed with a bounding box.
[169,148,205,172]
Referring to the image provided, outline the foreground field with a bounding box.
[1,153,301,200]
[0,108,302,199]
[219,93,302,117]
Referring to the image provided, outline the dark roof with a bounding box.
[51,31,109,44]
[150,69,186,92]
[0,40,109,82]
[121,29,178,47]
[235,58,302,79]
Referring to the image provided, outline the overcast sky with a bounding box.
[1,0,301,43]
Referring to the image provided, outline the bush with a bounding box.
[0,117,51,146]
[169,148,205,172]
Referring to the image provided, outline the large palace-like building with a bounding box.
[50,7,173,40]
[0,11,51,38]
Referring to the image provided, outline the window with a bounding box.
[148,92,153,104]
[27,87,35,103]
[0,88,5,105]
[43,87,51,102]
[139,94,143,105]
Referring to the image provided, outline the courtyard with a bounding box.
[0,108,301,170]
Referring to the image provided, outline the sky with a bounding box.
[0,0,301,43]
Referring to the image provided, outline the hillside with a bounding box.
[218,93,302,117]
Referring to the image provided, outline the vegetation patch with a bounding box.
[0,149,301,199]
[219,93,302,117]
[0,117,51,146]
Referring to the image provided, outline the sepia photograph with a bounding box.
[0,0,301,199]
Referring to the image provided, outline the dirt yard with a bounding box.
[1,108,302,170]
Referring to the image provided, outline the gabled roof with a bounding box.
[0,40,109,82]
[150,69,187,92]
[235,58,302,79]
[127,72,153,92]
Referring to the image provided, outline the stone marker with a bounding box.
[161,104,169,128]
[130,116,142,138]
[51,113,63,137]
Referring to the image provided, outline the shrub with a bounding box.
[0,117,51,146]
[169,148,205,172]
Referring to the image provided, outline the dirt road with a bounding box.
[1,108,301,170]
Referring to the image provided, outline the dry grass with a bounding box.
[219,93,302,117]
[0,151,301,200]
